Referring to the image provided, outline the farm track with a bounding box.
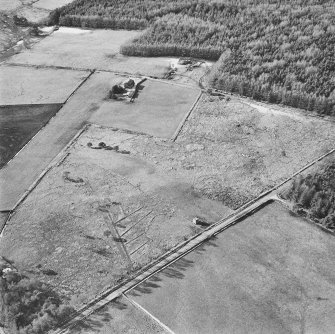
[51,146,335,334]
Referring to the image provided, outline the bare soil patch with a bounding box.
[0,65,88,105]
[90,79,200,138]
[128,201,335,334]
[0,103,62,168]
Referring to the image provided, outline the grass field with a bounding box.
[0,65,88,105]
[5,28,174,77]
[33,0,76,10]
[127,201,335,334]
[90,79,200,138]
[1,89,335,305]
[0,71,120,210]
[0,103,62,168]
[68,296,168,334]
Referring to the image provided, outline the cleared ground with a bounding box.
[33,0,75,10]
[0,103,62,168]
[0,65,88,105]
[128,201,335,334]
[0,71,120,210]
[90,79,200,138]
[68,296,168,334]
[0,125,231,305]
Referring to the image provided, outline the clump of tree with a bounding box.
[0,259,75,334]
[47,0,335,115]
[282,162,335,231]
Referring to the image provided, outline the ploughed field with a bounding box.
[0,104,62,168]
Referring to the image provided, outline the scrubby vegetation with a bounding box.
[282,162,335,231]
[49,0,335,114]
[0,260,75,334]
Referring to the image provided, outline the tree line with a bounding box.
[0,260,75,334]
[48,0,335,115]
[282,162,335,231]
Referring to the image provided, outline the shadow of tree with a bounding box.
[129,237,219,297]
[69,298,128,333]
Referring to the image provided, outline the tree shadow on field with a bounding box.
[69,298,127,333]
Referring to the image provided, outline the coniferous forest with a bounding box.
[49,0,335,114]
[282,162,335,231]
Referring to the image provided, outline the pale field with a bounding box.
[90,79,200,138]
[0,65,88,105]
[33,0,75,10]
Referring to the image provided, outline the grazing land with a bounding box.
[69,296,168,334]
[176,95,335,207]
[128,201,335,334]
[0,65,88,105]
[0,103,62,168]
[1,92,335,306]
[0,71,116,210]
[90,79,200,138]
[52,0,335,114]
[0,124,232,306]
[5,28,173,77]
[33,0,76,11]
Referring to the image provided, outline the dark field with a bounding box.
[0,104,62,168]
[128,201,335,334]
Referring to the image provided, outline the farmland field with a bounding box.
[0,65,88,105]
[0,104,62,168]
[0,71,119,210]
[2,90,335,306]
[5,28,171,75]
[69,296,168,334]
[127,201,335,334]
[90,79,200,138]
[0,125,232,306]
[33,0,76,10]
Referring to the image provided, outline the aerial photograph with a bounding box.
[0,0,334,333]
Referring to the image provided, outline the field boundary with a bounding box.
[122,293,175,334]
[171,90,202,141]
[0,124,91,237]
[0,69,93,173]
[51,147,335,334]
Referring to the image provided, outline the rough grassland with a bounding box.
[0,126,231,306]
[0,65,88,105]
[5,27,177,77]
[0,104,62,168]
[90,79,200,138]
[176,95,335,206]
[1,91,335,306]
[128,201,335,334]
